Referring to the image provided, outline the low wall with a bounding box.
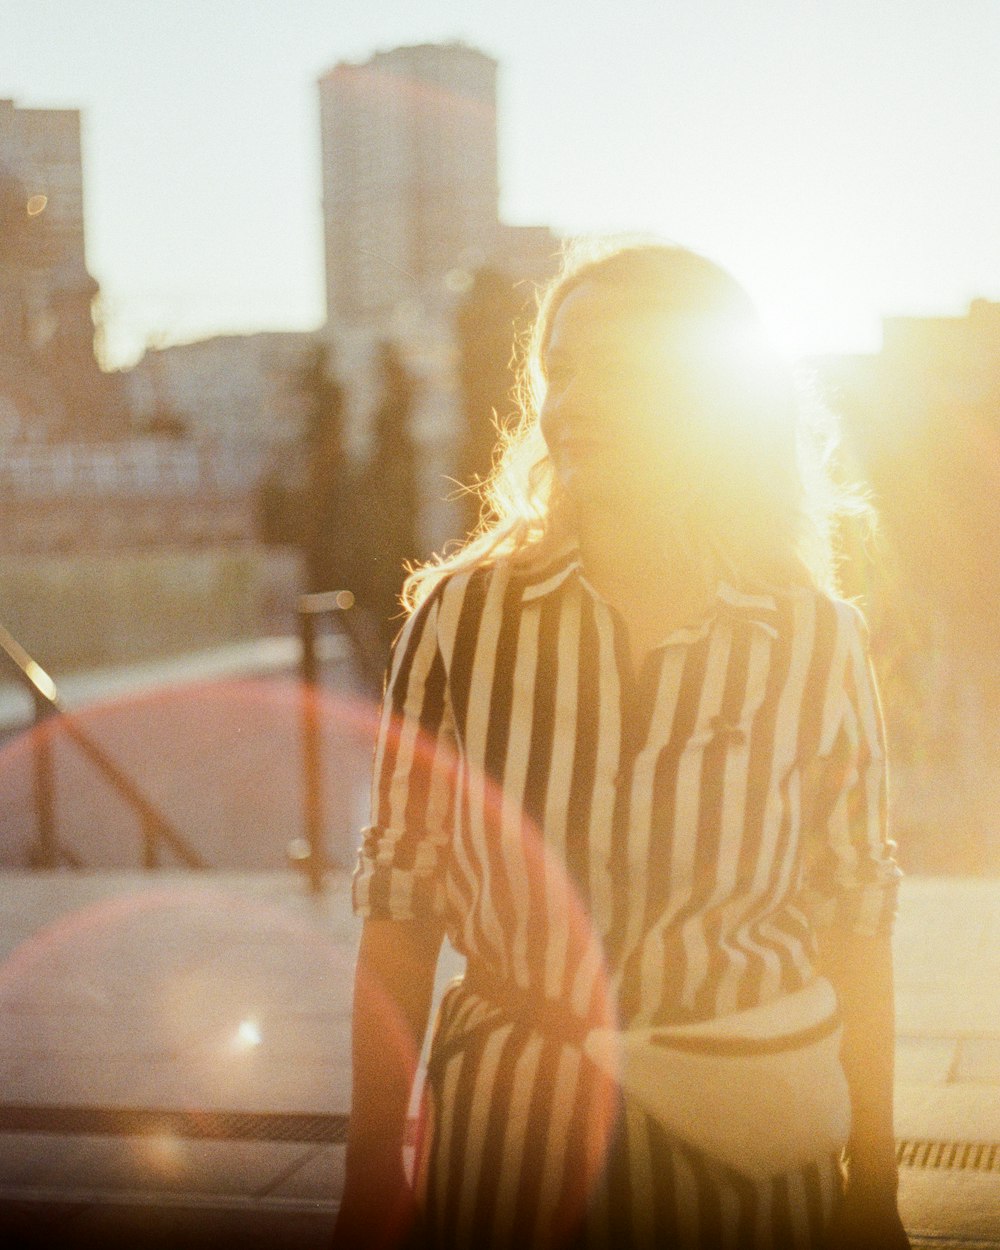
[0,545,268,673]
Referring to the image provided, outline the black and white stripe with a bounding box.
[353,547,900,1248]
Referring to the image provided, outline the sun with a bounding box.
[751,286,881,364]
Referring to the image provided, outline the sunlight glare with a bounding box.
[235,1018,262,1050]
[753,288,880,364]
[140,1133,186,1174]
[756,308,824,364]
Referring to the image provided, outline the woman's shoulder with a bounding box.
[414,544,558,611]
[773,584,872,655]
[404,558,523,649]
[413,558,507,610]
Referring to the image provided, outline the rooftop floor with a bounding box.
[0,869,997,1248]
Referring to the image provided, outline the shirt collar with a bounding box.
[520,541,780,639]
[520,541,582,601]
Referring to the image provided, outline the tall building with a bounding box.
[0,98,125,439]
[316,44,559,554]
[0,99,86,275]
[319,42,500,325]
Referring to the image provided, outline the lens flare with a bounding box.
[139,1132,186,1175]
[0,673,621,1227]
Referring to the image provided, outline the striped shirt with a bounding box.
[352,545,901,1247]
[353,545,900,1027]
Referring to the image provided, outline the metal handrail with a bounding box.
[0,623,206,870]
[293,589,383,896]
[299,589,384,692]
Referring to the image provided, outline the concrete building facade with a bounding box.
[319,43,500,325]
[126,331,318,448]
[0,98,125,440]
[0,99,87,276]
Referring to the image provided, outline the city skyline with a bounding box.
[3,0,998,369]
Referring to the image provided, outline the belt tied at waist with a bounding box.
[461,964,594,1046]
[425,965,595,1080]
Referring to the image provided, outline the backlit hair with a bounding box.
[403,237,867,611]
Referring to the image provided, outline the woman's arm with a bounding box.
[817,928,910,1249]
[805,602,908,1246]
[333,916,445,1249]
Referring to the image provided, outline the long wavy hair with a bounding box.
[403,238,867,611]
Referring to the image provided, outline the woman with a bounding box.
[334,242,909,1249]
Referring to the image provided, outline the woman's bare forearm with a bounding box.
[817,929,899,1187]
[345,917,445,1176]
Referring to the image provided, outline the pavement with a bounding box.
[0,869,996,1248]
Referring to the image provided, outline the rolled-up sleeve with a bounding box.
[352,589,457,923]
[804,603,902,937]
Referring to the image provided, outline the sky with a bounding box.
[2,0,998,369]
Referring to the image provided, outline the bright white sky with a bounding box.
[3,0,998,368]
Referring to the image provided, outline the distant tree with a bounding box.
[454,267,532,538]
[298,342,350,593]
[141,409,189,439]
[350,341,420,658]
[255,449,301,548]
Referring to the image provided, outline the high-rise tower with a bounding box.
[318,43,500,325]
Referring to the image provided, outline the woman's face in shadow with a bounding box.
[540,279,720,523]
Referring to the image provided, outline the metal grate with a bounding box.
[897,1137,1000,1173]
[0,1104,354,1144]
[0,1108,996,1172]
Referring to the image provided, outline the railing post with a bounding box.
[141,812,160,869]
[298,602,327,897]
[29,689,58,869]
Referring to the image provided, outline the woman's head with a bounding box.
[535,246,797,532]
[404,238,866,608]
